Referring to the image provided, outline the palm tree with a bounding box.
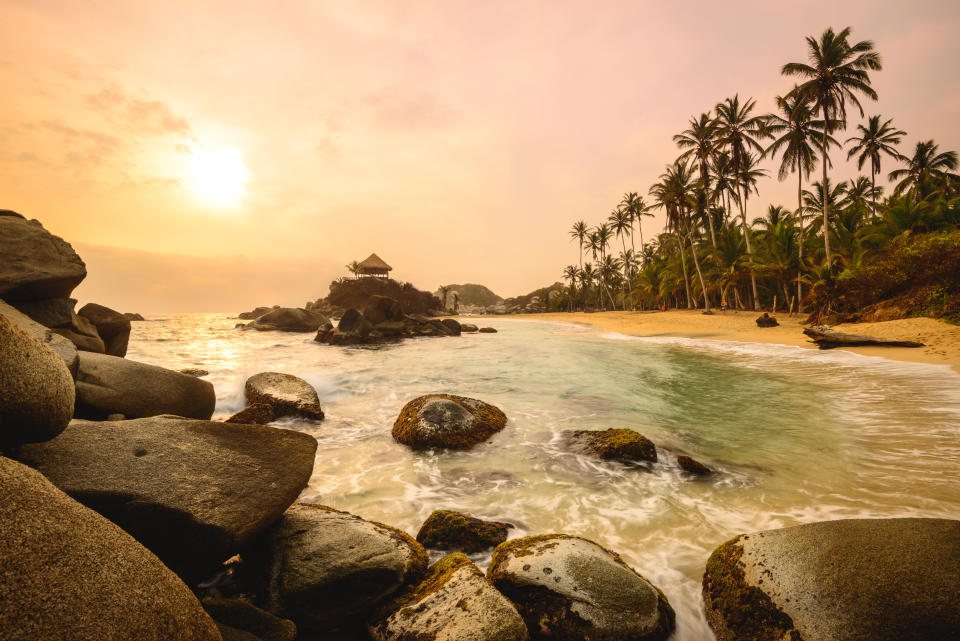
[619,192,653,265]
[846,115,906,217]
[710,151,736,221]
[569,221,589,271]
[802,177,849,255]
[783,26,882,267]
[608,207,633,305]
[562,265,579,311]
[888,140,959,197]
[593,224,617,309]
[845,176,874,212]
[346,261,361,279]
[674,112,720,248]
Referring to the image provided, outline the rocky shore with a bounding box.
[2,213,958,640]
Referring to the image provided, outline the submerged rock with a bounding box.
[0,213,87,301]
[15,416,318,580]
[124,312,146,321]
[225,403,276,425]
[78,302,131,357]
[0,456,221,641]
[479,327,498,333]
[0,299,78,375]
[676,455,711,476]
[245,372,324,421]
[369,553,529,641]
[393,394,508,450]
[0,313,74,446]
[75,351,216,420]
[569,428,658,463]
[179,368,210,377]
[416,509,513,553]
[489,534,675,641]
[702,518,960,641]
[252,503,428,631]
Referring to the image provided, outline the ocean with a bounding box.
[127,314,960,640]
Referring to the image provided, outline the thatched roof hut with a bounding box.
[357,253,392,278]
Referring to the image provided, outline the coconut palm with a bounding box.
[845,115,906,217]
[845,176,875,212]
[563,265,579,311]
[619,192,653,264]
[888,140,959,197]
[345,261,361,279]
[783,26,882,267]
[674,112,720,248]
[608,207,633,301]
[569,221,589,271]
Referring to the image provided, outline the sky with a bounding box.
[2,0,959,312]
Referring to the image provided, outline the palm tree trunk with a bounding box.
[797,164,804,313]
[676,234,693,309]
[687,223,711,312]
[871,163,877,220]
[738,186,760,310]
[821,126,832,266]
[702,161,718,249]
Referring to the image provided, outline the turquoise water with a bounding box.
[127,315,960,641]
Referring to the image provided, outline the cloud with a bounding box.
[86,85,191,136]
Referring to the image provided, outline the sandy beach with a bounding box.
[486,310,960,374]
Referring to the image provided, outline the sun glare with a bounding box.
[188,148,250,207]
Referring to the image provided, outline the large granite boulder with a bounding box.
[0,299,78,376]
[369,553,529,641]
[226,403,276,425]
[75,351,216,419]
[247,307,323,332]
[10,296,76,327]
[245,372,324,421]
[51,310,106,353]
[0,456,221,641]
[702,518,960,641]
[251,503,428,630]
[78,302,132,357]
[338,308,374,337]
[0,213,86,301]
[0,313,74,446]
[489,534,675,641]
[363,295,405,325]
[568,428,658,463]
[15,415,318,580]
[392,394,507,450]
[440,318,462,336]
[416,509,512,553]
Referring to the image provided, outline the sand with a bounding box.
[484,310,960,374]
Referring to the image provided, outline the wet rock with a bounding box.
[78,302,132,357]
[479,327,498,333]
[0,214,86,301]
[180,368,210,377]
[416,509,512,553]
[0,313,74,446]
[239,306,272,320]
[363,295,405,325]
[0,456,221,641]
[703,518,960,641]
[677,455,711,476]
[337,308,366,333]
[0,298,78,376]
[393,394,508,450]
[569,428,658,463]
[75,351,216,420]
[489,534,675,641]
[755,313,779,327]
[245,372,324,420]
[369,553,529,641]
[374,321,406,338]
[226,403,276,425]
[460,323,479,333]
[124,312,146,321]
[251,503,428,631]
[441,318,462,336]
[15,416,317,580]
[247,307,324,332]
[10,296,76,328]
[203,597,297,641]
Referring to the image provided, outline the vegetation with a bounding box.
[324,277,441,315]
[555,25,959,323]
[436,283,503,308]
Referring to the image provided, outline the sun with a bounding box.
[188,148,250,206]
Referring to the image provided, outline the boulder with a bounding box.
[338,308,374,337]
[702,518,960,641]
[374,321,406,338]
[15,415,318,580]
[755,313,779,327]
[47,309,107,353]
[10,296,76,327]
[75,351,216,420]
[0,314,74,446]
[180,368,210,377]
[363,295,405,325]
[369,553,529,641]
[239,306,272,320]
[0,214,86,301]
[251,503,428,630]
[78,302,132,357]
[416,510,512,553]
[0,456,221,641]
[441,318,462,336]
[244,372,324,421]
[124,312,146,321]
[247,308,323,332]
[479,327,498,333]
[489,534,675,641]
[203,597,297,641]
[676,455,711,476]
[568,428,658,463]
[0,298,78,376]
[460,323,479,333]
[392,394,508,450]
[226,403,276,425]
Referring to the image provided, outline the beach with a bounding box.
[486,310,960,374]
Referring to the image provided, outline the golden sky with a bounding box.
[2,1,958,312]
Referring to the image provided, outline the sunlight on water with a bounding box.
[127,314,960,641]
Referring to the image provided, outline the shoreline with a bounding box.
[476,310,960,375]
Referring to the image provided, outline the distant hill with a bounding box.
[503,282,566,311]
[436,283,503,308]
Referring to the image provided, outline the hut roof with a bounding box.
[358,253,392,271]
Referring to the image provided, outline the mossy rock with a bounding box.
[416,510,512,553]
[676,455,711,476]
[392,394,507,450]
[568,428,657,463]
[488,534,675,641]
[369,553,529,641]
